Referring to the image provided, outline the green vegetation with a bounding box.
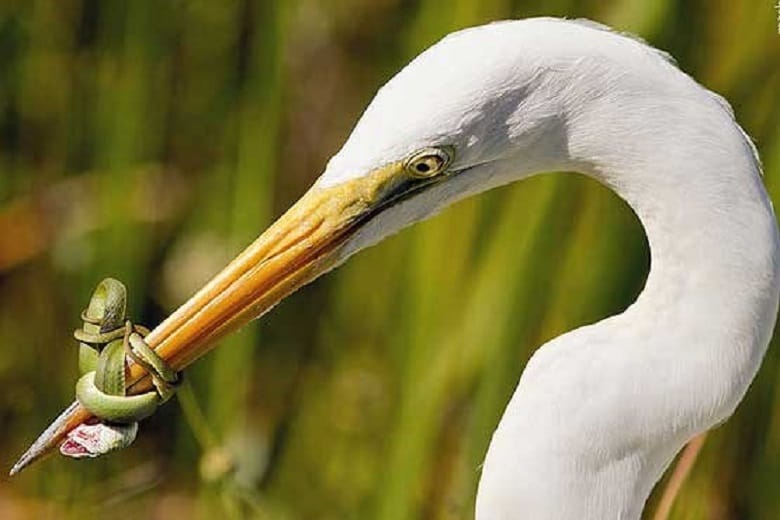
[1,0,778,518]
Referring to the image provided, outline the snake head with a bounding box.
[59,422,138,459]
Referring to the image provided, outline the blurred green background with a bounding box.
[1,0,779,518]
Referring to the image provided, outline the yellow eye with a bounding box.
[404,147,453,177]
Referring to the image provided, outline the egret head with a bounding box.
[311,17,685,259]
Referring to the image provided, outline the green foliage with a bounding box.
[0,0,778,518]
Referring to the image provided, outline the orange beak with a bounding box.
[11,160,444,475]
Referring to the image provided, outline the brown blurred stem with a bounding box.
[652,432,708,520]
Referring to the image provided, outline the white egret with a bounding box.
[14,17,779,520]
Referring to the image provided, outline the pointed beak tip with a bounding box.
[9,451,34,477]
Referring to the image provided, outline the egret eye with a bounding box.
[404,147,452,177]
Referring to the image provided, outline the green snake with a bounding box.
[62,278,180,458]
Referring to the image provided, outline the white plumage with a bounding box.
[319,18,780,519]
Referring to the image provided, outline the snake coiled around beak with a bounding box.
[61,278,181,458]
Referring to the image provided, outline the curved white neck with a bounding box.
[572,87,779,389]
[476,79,779,520]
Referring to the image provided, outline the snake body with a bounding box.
[64,278,180,457]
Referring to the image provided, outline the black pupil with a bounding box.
[416,162,431,173]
